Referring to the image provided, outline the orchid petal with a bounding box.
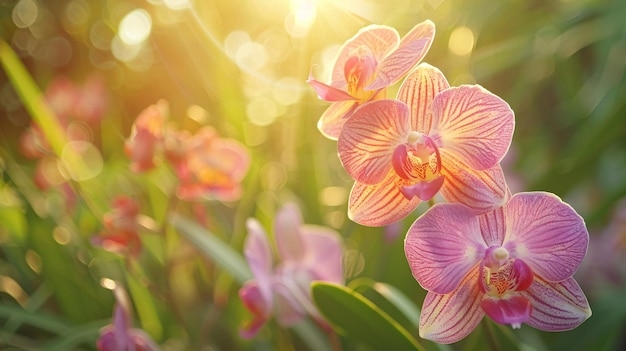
[273,278,308,326]
[128,329,162,351]
[367,20,436,91]
[503,192,589,282]
[307,73,358,102]
[317,100,359,140]
[405,203,485,294]
[331,26,399,87]
[478,206,507,247]
[522,276,591,331]
[433,85,514,171]
[348,172,421,226]
[419,266,484,344]
[439,155,509,213]
[300,225,344,284]
[480,295,532,328]
[244,218,274,302]
[338,100,410,185]
[397,63,450,133]
[399,174,444,201]
[239,281,271,339]
[212,138,251,181]
[274,203,305,262]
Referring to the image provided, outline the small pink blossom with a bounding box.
[239,203,344,338]
[308,20,435,139]
[92,196,142,257]
[124,102,167,173]
[404,192,591,344]
[338,63,514,226]
[97,285,161,351]
[172,127,250,201]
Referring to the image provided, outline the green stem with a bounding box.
[482,319,500,351]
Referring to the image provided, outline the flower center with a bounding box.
[480,246,533,298]
[344,46,377,99]
[392,132,441,182]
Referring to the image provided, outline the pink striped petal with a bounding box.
[317,100,359,140]
[419,266,484,344]
[307,74,358,102]
[367,20,436,91]
[397,63,450,133]
[300,225,344,284]
[348,172,421,226]
[331,26,399,87]
[439,153,509,213]
[503,192,589,282]
[274,203,305,262]
[477,205,508,248]
[433,85,514,171]
[244,218,274,302]
[481,295,532,328]
[338,100,410,185]
[405,203,485,294]
[521,276,591,331]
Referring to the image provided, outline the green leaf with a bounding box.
[168,214,252,284]
[311,282,425,351]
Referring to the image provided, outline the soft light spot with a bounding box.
[163,0,191,10]
[272,76,304,106]
[246,96,278,126]
[187,104,210,124]
[12,0,38,29]
[285,0,317,37]
[90,20,115,50]
[320,186,348,207]
[224,30,250,58]
[100,277,117,290]
[118,9,152,46]
[53,226,71,245]
[64,0,90,28]
[61,141,103,181]
[448,26,475,56]
[111,35,141,62]
[25,250,42,273]
[0,276,27,306]
[236,41,268,72]
[324,210,345,229]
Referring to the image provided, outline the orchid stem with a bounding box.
[482,319,500,351]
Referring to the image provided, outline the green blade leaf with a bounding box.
[311,282,425,351]
[168,214,252,284]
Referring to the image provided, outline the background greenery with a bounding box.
[0,0,625,350]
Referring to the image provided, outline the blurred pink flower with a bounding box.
[308,20,435,139]
[92,196,142,257]
[44,74,106,126]
[125,103,167,173]
[238,203,344,338]
[405,192,591,344]
[173,127,250,202]
[97,285,161,351]
[338,63,514,226]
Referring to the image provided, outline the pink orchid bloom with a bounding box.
[238,203,343,338]
[92,196,142,257]
[338,63,514,226]
[308,20,435,140]
[173,127,250,201]
[404,192,591,344]
[125,103,167,173]
[97,285,161,351]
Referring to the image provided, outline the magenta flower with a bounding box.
[404,192,591,344]
[97,285,161,351]
[238,203,344,338]
[338,63,514,226]
[308,20,435,139]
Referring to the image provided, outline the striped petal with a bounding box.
[367,20,436,91]
[405,203,485,294]
[274,203,305,262]
[503,192,589,282]
[331,25,399,87]
[338,100,410,185]
[419,266,484,344]
[522,276,591,331]
[439,152,509,213]
[397,63,450,133]
[477,205,508,247]
[317,100,359,140]
[348,172,421,226]
[433,85,514,171]
[307,73,358,102]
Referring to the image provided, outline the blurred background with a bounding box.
[0,0,625,350]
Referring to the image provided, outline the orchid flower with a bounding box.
[308,20,435,139]
[238,203,344,338]
[337,63,514,226]
[92,196,142,257]
[125,102,167,173]
[404,192,591,344]
[97,285,161,351]
[172,127,250,201]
